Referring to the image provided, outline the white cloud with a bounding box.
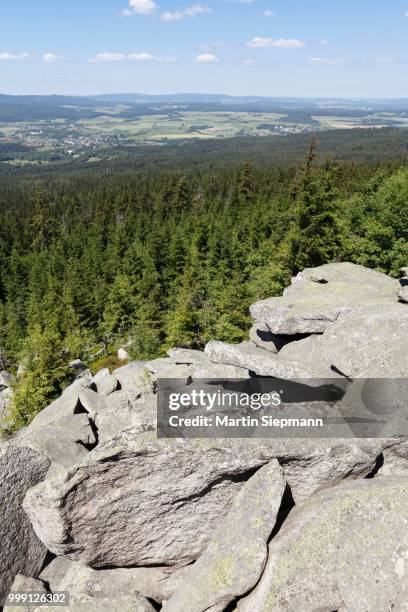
[128,52,154,61]
[243,58,258,65]
[42,53,65,64]
[161,5,212,21]
[246,37,306,48]
[123,0,158,16]
[157,55,178,62]
[195,53,219,62]
[310,57,347,65]
[0,52,29,61]
[375,57,397,64]
[405,11,408,17]
[160,11,183,21]
[320,39,329,45]
[88,52,125,63]
[263,9,276,17]
[88,52,178,64]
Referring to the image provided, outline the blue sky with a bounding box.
[1,0,408,96]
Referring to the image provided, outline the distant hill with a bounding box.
[1,92,408,122]
[91,93,408,111]
[0,94,103,107]
[0,95,109,121]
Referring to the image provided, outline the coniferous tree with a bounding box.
[288,139,342,274]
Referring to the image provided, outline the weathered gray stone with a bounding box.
[0,386,13,427]
[0,444,50,606]
[38,556,73,591]
[249,323,284,353]
[168,347,212,366]
[279,305,408,378]
[117,347,130,361]
[113,362,152,397]
[15,414,95,474]
[163,460,286,612]
[146,358,193,381]
[92,368,118,395]
[328,307,408,378]
[68,359,87,372]
[380,438,408,477]
[205,340,339,384]
[294,262,398,288]
[23,434,383,568]
[56,563,157,612]
[27,375,93,431]
[4,575,47,611]
[398,283,408,303]
[192,362,250,379]
[40,558,189,604]
[95,392,157,444]
[250,262,399,335]
[0,370,15,389]
[237,477,408,612]
[7,574,48,594]
[77,387,108,419]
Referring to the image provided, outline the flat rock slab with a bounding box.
[23,433,384,568]
[205,340,339,384]
[14,414,95,474]
[0,444,50,606]
[163,460,286,612]
[45,560,189,606]
[238,476,408,612]
[250,262,399,335]
[168,348,212,366]
[4,575,47,612]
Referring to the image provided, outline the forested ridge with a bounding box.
[1,138,408,429]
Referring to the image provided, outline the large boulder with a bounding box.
[14,414,96,474]
[26,374,93,431]
[163,460,286,612]
[23,433,385,568]
[95,393,157,444]
[0,444,50,606]
[250,262,399,335]
[113,362,150,391]
[237,476,408,612]
[280,305,408,378]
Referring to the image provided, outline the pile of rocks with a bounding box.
[1,263,408,611]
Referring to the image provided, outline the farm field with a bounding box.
[1,97,408,165]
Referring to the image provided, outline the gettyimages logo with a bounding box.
[157,377,408,439]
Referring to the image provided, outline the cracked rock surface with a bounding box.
[2,262,408,610]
